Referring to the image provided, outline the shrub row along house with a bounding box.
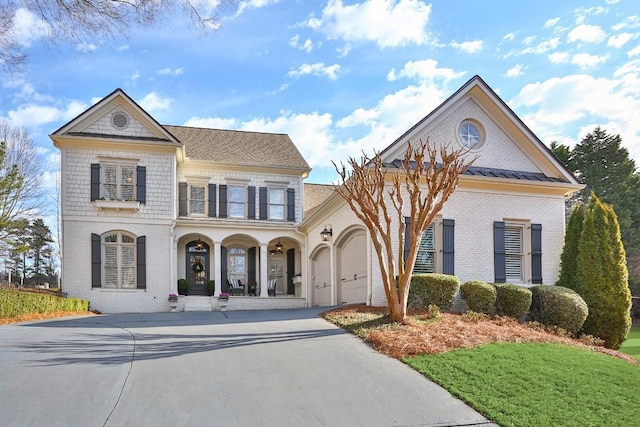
[51,76,583,313]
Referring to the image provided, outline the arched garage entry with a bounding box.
[311,246,331,307]
[337,228,367,305]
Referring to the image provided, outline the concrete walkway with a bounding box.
[0,308,496,426]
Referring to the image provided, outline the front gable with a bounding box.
[379,75,581,191]
[51,88,180,148]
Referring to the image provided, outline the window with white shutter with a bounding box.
[414,223,436,273]
[102,232,137,289]
[504,225,524,282]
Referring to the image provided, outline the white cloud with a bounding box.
[4,100,86,127]
[307,0,432,48]
[509,74,640,164]
[567,24,606,44]
[522,37,561,54]
[118,45,129,52]
[506,64,525,78]
[289,35,316,53]
[130,71,140,82]
[543,18,560,29]
[386,59,466,83]
[612,16,640,31]
[571,53,608,68]
[450,40,483,54]
[156,67,185,76]
[503,32,516,41]
[11,8,50,47]
[139,93,172,112]
[235,0,279,17]
[76,42,98,53]
[629,43,640,57]
[287,63,341,80]
[607,32,634,48]
[548,51,570,63]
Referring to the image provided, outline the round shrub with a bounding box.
[408,274,460,311]
[529,285,588,335]
[461,280,496,315]
[495,284,532,319]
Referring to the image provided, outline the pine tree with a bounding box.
[556,202,584,289]
[575,194,631,349]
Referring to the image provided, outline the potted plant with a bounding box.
[168,293,178,312]
[292,274,302,285]
[178,279,189,296]
[248,280,257,296]
[207,280,216,296]
[218,292,229,311]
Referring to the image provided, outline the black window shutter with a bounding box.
[91,233,101,288]
[442,219,455,275]
[494,221,506,283]
[248,247,256,284]
[403,216,411,263]
[287,188,295,222]
[90,164,100,201]
[259,187,267,220]
[221,246,228,292]
[208,184,217,218]
[531,223,543,284]
[136,236,146,289]
[248,186,256,219]
[136,166,146,204]
[219,185,228,218]
[178,182,188,216]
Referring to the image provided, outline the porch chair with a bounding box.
[267,278,277,297]
[228,278,245,296]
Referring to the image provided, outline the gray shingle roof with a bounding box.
[304,183,336,217]
[164,125,310,171]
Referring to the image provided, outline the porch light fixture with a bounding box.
[320,225,332,242]
[195,235,204,250]
[275,240,283,252]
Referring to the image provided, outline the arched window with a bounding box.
[103,232,136,289]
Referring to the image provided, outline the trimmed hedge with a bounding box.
[461,280,496,315]
[408,274,460,311]
[0,290,89,319]
[495,284,532,319]
[529,285,588,335]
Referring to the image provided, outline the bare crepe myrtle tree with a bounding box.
[334,140,476,323]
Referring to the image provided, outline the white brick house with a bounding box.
[51,76,582,313]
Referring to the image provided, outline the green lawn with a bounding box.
[405,342,640,427]
[620,325,640,360]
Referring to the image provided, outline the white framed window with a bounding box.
[504,224,525,282]
[103,232,136,289]
[228,247,246,282]
[229,186,245,218]
[190,185,205,215]
[414,223,437,273]
[268,188,285,220]
[103,164,135,201]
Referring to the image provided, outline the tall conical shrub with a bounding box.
[575,194,631,349]
[556,202,585,289]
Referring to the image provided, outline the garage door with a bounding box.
[339,230,367,305]
[312,248,331,307]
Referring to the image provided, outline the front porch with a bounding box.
[177,295,307,312]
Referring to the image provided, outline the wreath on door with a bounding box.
[192,259,204,274]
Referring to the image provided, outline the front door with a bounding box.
[187,241,209,296]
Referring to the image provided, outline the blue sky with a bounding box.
[2,0,639,195]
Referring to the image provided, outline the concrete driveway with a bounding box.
[0,308,495,426]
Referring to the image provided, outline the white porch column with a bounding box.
[300,244,307,300]
[259,243,269,298]
[171,233,178,293]
[329,243,336,305]
[214,241,222,296]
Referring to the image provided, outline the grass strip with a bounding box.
[405,342,640,427]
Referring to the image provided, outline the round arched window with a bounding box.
[458,120,484,149]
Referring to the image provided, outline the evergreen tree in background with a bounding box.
[551,127,640,286]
